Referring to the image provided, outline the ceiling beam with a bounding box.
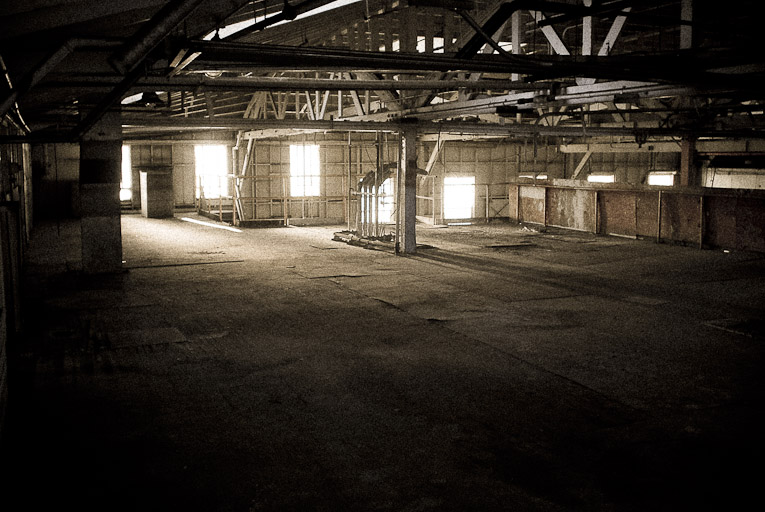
[119,115,765,139]
[182,40,760,87]
[110,0,208,74]
[41,74,547,92]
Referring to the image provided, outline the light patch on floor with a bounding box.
[180,217,242,232]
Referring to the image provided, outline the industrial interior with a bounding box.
[1,0,764,510]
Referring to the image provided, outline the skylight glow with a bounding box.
[206,0,361,40]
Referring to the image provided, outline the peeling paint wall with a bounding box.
[509,182,765,252]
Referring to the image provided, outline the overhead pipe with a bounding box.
[182,39,735,86]
[531,103,765,126]
[185,40,543,74]
[75,0,208,140]
[170,0,336,75]
[4,121,765,145]
[109,0,208,75]
[116,115,765,139]
[0,38,121,119]
[73,66,145,140]
[40,74,551,92]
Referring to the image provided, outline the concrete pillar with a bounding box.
[399,126,418,254]
[679,136,698,187]
[680,0,693,49]
[79,111,122,273]
[140,170,174,218]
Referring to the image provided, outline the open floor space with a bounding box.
[3,215,765,511]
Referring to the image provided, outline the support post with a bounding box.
[680,0,693,49]
[679,136,698,186]
[699,195,704,249]
[543,186,548,227]
[399,126,418,253]
[347,132,352,231]
[398,126,418,254]
[657,190,663,242]
[593,190,599,234]
[79,111,123,273]
[511,11,521,82]
[485,184,490,223]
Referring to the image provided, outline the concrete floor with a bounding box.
[3,213,765,511]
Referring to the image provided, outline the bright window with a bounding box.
[647,172,675,186]
[444,176,475,220]
[416,36,426,53]
[433,37,445,53]
[378,178,395,223]
[120,145,132,201]
[195,145,229,199]
[290,145,320,197]
[588,174,615,183]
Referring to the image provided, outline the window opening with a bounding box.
[120,145,132,202]
[416,36,426,53]
[195,145,229,199]
[378,177,395,223]
[518,173,548,180]
[433,36,445,53]
[647,172,675,186]
[290,144,320,197]
[444,176,475,220]
[587,174,615,183]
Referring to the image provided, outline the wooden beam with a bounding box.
[572,150,593,179]
[304,91,316,120]
[529,10,570,55]
[318,90,331,120]
[425,137,445,174]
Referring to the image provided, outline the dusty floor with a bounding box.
[3,213,765,511]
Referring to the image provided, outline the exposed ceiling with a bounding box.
[2,0,764,143]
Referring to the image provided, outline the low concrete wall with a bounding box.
[509,182,765,252]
